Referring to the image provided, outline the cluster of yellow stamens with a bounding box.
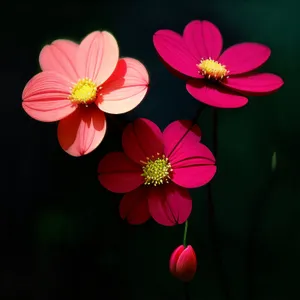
[141,153,172,186]
[69,78,98,105]
[197,58,229,81]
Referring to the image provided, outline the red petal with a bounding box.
[119,187,151,224]
[153,30,200,78]
[169,245,185,276]
[222,73,284,93]
[171,143,216,189]
[186,80,248,108]
[98,152,143,193]
[183,20,223,60]
[219,43,271,75]
[122,118,164,165]
[175,245,197,282]
[163,120,202,159]
[148,183,192,226]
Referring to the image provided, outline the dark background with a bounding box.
[1,0,299,299]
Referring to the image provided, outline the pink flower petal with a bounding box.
[175,245,197,282]
[186,80,248,108]
[219,43,271,75]
[183,20,223,60]
[148,183,192,226]
[119,187,151,224]
[122,118,164,165]
[169,245,185,276]
[22,71,76,122]
[97,58,149,114]
[57,105,106,156]
[171,143,217,188]
[222,73,284,93]
[163,120,202,160]
[39,40,78,82]
[98,152,143,193]
[76,31,119,86]
[153,29,201,78]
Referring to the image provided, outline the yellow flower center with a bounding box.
[197,58,229,80]
[70,78,98,104]
[141,153,172,186]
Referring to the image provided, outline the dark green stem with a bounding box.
[183,220,189,247]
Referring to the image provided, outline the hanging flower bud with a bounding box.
[169,245,197,282]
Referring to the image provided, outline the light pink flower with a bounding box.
[22,31,149,156]
[153,20,283,108]
[97,118,216,226]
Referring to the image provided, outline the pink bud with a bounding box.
[169,245,197,282]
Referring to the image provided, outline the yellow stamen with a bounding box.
[69,78,98,104]
[197,58,229,80]
[141,153,172,186]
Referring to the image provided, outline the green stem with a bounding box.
[183,220,189,247]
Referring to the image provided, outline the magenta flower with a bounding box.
[22,31,149,156]
[169,245,197,282]
[153,20,284,108]
[97,118,216,226]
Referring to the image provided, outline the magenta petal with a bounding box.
[171,142,217,188]
[222,73,284,93]
[175,245,197,282]
[148,183,192,226]
[183,20,223,60]
[219,43,271,75]
[163,120,201,159]
[169,245,185,276]
[153,30,200,78]
[186,80,248,108]
[98,152,143,193]
[119,187,151,225]
[122,118,164,165]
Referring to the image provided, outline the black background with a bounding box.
[1,0,300,299]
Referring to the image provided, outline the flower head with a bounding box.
[153,20,284,108]
[169,245,197,282]
[22,31,149,156]
[97,118,216,226]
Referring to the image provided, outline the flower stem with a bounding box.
[208,108,230,300]
[183,220,189,247]
[182,220,190,300]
